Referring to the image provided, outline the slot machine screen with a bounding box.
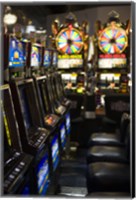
[37,152,50,195]
[43,49,52,68]
[38,81,50,114]
[52,50,58,67]
[51,134,59,171]
[58,54,83,69]
[9,37,26,68]
[31,44,41,68]
[18,86,33,130]
[4,125,11,161]
[60,123,66,149]
[66,113,71,134]
[98,54,127,69]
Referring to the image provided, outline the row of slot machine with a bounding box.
[50,11,131,95]
[1,33,71,195]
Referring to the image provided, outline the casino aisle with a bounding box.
[1,2,134,198]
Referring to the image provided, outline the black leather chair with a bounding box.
[104,94,130,125]
[86,162,130,193]
[87,123,130,164]
[87,192,130,197]
[86,124,130,194]
[88,112,130,147]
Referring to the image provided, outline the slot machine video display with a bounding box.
[51,134,60,171]
[52,50,58,68]
[65,112,71,134]
[36,152,50,195]
[60,123,67,149]
[31,44,41,68]
[18,85,33,130]
[43,49,52,68]
[9,37,26,68]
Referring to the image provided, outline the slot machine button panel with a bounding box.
[9,174,15,180]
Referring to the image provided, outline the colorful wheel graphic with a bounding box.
[98,26,128,54]
[56,27,83,54]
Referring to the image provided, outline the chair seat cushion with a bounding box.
[87,162,130,193]
[87,146,128,164]
[88,132,122,147]
[87,192,130,197]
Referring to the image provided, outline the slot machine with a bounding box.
[28,42,68,192]
[48,50,71,108]
[51,12,89,95]
[44,49,68,117]
[0,84,34,195]
[50,13,92,125]
[95,11,130,95]
[4,34,52,195]
[29,44,68,154]
[47,49,72,152]
[30,43,61,130]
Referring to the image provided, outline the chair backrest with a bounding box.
[67,94,84,119]
[120,113,130,143]
[104,94,130,125]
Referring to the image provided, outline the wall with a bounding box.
[46,4,131,46]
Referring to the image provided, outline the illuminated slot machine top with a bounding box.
[8,36,27,79]
[56,22,84,70]
[43,49,52,70]
[96,10,130,93]
[51,12,89,95]
[30,43,43,76]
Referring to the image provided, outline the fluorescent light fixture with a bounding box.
[26,25,36,34]
[3,13,17,25]
[36,30,46,34]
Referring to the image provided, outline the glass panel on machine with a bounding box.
[18,85,33,130]
[37,152,50,195]
[60,123,66,149]
[43,49,52,68]
[9,37,26,68]
[31,45,41,68]
[51,134,60,171]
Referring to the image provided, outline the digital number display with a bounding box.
[58,54,83,69]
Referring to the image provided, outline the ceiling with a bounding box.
[3,2,131,29]
[4,4,97,28]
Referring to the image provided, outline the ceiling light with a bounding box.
[3,13,17,25]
